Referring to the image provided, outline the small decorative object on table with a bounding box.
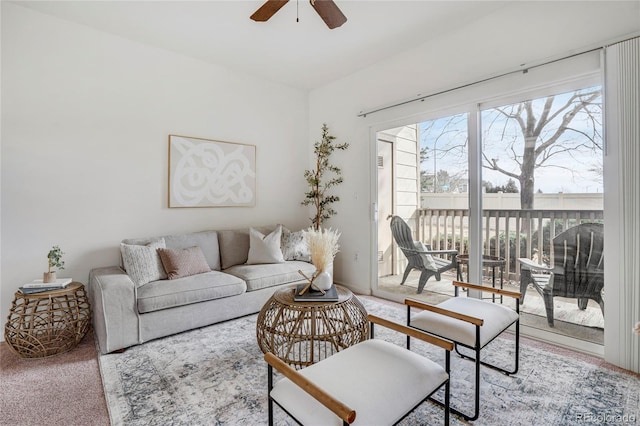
[296,227,340,295]
[19,277,73,294]
[43,245,65,283]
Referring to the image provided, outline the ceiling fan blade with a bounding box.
[250,0,290,22]
[310,0,347,29]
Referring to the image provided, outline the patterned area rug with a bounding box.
[99,296,638,425]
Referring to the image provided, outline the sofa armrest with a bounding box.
[89,266,140,354]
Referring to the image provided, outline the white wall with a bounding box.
[0,3,309,328]
[309,1,639,291]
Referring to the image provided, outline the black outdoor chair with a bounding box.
[518,222,604,327]
[389,215,458,294]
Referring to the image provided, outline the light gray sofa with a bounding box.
[88,225,315,354]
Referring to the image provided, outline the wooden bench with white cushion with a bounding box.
[265,314,453,425]
[406,281,520,421]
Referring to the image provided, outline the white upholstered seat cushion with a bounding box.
[270,339,448,426]
[410,297,519,348]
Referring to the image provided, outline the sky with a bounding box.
[419,87,603,194]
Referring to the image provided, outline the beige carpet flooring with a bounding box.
[0,329,109,426]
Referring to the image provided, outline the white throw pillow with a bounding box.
[414,241,438,271]
[121,238,167,286]
[247,225,285,264]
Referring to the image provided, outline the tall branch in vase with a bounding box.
[302,123,349,230]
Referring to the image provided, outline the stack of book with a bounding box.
[294,284,339,302]
[19,278,73,294]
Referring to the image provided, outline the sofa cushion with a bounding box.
[247,225,285,264]
[225,261,315,292]
[137,271,246,314]
[163,231,220,271]
[158,246,211,279]
[121,239,167,287]
[123,231,221,271]
[218,225,276,269]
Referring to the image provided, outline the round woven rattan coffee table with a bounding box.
[256,285,368,369]
[4,282,91,358]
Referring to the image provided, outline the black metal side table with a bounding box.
[456,254,506,303]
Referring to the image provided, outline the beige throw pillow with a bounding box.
[247,225,285,264]
[121,239,167,287]
[157,246,211,280]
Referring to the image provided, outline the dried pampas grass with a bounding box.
[304,227,340,273]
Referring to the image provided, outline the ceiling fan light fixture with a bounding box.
[250,0,347,29]
[250,0,289,22]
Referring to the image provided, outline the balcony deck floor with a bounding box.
[377,270,604,346]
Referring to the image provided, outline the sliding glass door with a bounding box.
[374,80,605,350]
[480,85,604,345]
[375,115,468,303]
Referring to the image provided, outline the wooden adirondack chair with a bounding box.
[518,222,604,327]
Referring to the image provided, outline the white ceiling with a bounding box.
[13,0,510,91]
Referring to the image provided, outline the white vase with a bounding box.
[312,270,333,291]
[325,262,334,279]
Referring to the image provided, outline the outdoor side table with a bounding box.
[456,254,506,303]
[4,282,91,358]
[256,285,369,369]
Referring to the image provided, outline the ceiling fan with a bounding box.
[251,0,347,30]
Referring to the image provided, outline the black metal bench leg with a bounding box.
[453,325,520,376]
[426,345,479,421]
[268,364,274,426]
[445,350,451,426]
[450,332,481,421]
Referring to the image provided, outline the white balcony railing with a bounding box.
[417,208,604,280]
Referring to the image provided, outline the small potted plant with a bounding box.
[44,245,65,283]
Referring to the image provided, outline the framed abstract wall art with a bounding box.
[168,135,256,208]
